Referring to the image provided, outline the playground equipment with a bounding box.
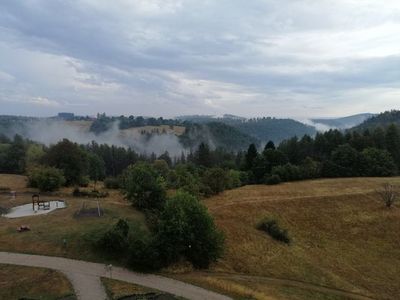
[75,199,103,218]
[32,194,50,211]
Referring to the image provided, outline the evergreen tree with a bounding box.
[245,144,258,170]
[385,124,400,168]
[264,141,276,150]
[195,143,212,167]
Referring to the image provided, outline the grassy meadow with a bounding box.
[0,264,76,300]
[0,174,399,299]
[0,174,146,261]
[172,178,400,300]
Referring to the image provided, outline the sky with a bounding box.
[0,0,399,119]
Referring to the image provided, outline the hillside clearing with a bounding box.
[172,178,400,300]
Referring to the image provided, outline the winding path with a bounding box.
[0,252,231,300]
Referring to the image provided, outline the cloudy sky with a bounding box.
[0,0,399,118]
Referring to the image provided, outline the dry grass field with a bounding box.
[1,174,399,299]
[171,178,400,300]
[65,119,187,136]
[0,264,75,299]
[121,125,186,136]
[101,277,180,299]
[0,174,146,261]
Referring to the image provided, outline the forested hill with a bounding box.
[179,122,259,151]
[177,115,316,143]
[352,110,400,131]
[312,113,374,129]
[0,115,258,152]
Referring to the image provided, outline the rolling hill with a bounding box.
[352,110,400,131]
[173,178,400,300]
[177,115,316,143]
[311,113,375,130]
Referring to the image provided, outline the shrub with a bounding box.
[225,170,242,189]
[265,174,281,185]
[104,177,120,189]
[72,187,109,198]
[127,227,161,271]
[95,219,130,256]
[79,175,90,187]
[28,166,66,192]
[377,183,398,208]
[257,218,290,244]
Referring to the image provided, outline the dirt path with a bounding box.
[0,252,231,300]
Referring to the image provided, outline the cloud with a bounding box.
[28,96,60,107]
[0,0,399,118]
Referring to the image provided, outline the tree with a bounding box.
[245,144,258,170]
[45,139,88,185]
[2,134,26,174]
[271,163,301,182]
[385,124,400,168]
[25,144,45,169]
[155,191,224,268]
[195,143,212,167]
[87,153,105,189]
[202,168,227,196]
[158,151,172,167]
[122,162,166,211]
[153,159,170,179]
[377,183,398,208]
[330,144,364,177]
[263,149,289,173]
[28,166,66,192]
[264,141,275,150]
[362,148,397,176]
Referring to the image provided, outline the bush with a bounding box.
[257,218,290,244]
[225,170,243,189]
[72,187,109,198]
[94,219,130,256]
[28,166,66,192]
[265,174,281,185]
[79,175,90,187]
[127,227,161,271]
[91,219,160,271]
[104,177,120,189]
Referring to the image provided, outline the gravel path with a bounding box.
[0,252,231,300]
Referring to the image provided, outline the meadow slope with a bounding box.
[173,178,400,300]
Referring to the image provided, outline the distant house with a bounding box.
[58,112,75,120]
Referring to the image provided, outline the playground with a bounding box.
[4,200,66,218]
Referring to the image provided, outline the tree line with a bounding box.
[1,123,400,190]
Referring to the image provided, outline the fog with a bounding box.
[23,120,186,157]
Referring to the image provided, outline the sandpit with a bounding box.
[3,201,66,218]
